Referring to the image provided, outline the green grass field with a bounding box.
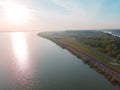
[38,31,120,73]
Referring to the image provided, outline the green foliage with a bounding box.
[63,31,120,62]
[39,30,120,73]
[83,33,120,62]
[117,54,120,61]
[111,76,117,83]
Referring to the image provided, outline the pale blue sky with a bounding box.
[0,0,120,31]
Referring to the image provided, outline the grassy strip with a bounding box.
[61,38,120,73]
[38,33,120,73]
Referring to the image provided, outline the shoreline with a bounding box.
[39,34,120,85]
[101,31,120,38]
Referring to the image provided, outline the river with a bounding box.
[0,32,119,90]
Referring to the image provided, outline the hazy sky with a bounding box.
[0,0,120,31]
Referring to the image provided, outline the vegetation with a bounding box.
[82,33,120,62]
[38,30,120,73]
[63,31,120,62]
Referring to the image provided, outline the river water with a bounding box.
[0,32,119,90]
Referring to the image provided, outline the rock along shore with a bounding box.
[39,35,120,85]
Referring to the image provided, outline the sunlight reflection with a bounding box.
[12,32,28,68]
[11,32,32,86]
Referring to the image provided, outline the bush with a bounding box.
[111,77,117,83]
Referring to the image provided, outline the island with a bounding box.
[38,30,120,84]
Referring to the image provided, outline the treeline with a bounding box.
[66,31,120,62]
[84,33,120,62]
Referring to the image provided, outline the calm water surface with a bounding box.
[0,32,119,90]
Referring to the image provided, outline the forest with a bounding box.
[65,31,120,62]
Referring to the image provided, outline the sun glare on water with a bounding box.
[3,1,31,25]
[12,33,32,85]
[12,32,29,72]
[12,32,28,62]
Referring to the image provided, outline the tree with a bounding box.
[117,54,120,62]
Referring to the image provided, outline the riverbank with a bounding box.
[38,33,120,85]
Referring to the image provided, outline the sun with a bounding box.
[3,2,31,25]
